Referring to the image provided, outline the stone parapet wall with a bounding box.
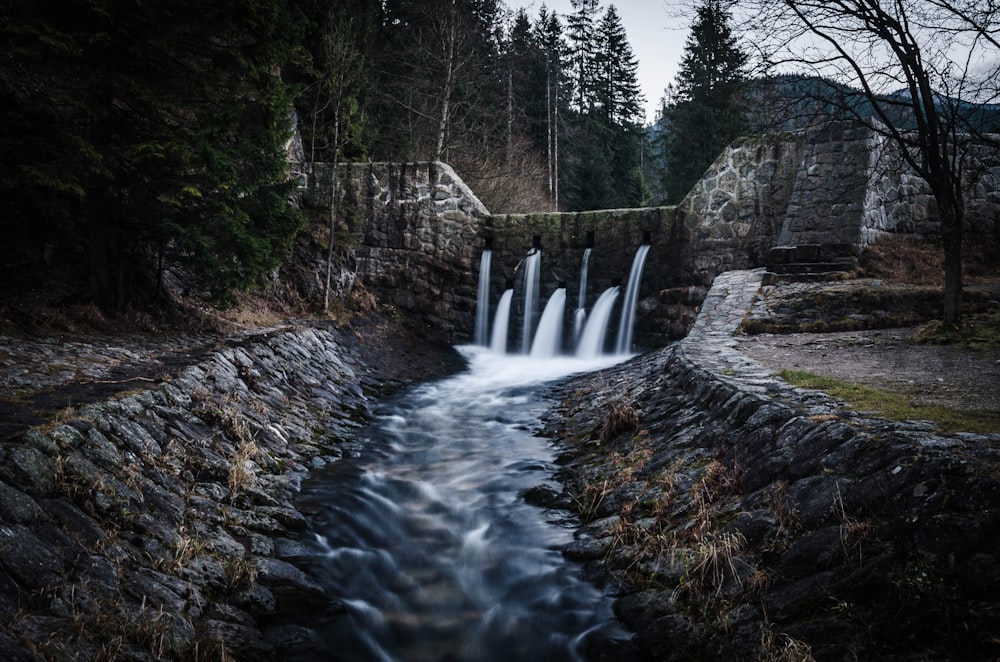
[863,131,1000,242]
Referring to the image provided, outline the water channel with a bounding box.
[292,348,633,661]
[286,245,650,659]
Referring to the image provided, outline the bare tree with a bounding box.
[377,0,503,164]
[305,15,367,312]
[740,0,1000,326]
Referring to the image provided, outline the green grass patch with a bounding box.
[778,369,1000,434]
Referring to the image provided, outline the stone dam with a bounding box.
[0,119,999,660]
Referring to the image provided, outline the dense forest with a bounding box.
[1,0,656,312]
[4,0,996,314]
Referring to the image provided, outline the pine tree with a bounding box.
[0,0,307,305]
[661,0,748,203]
[565,0,601,113]
[594,5,643,127]
[560,2,646,211]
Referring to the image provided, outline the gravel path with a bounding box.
[734,326,1000,412]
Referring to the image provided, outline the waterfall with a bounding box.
[573,308,587,348]
[530,288,566,358]
[490,289,513,354]
[615,244,650,355]
[576,287,619,359]
[572,248,592,344]
[475,249,492,346]
[521,250,541,354]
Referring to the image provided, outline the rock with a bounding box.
[0,480,43,524]
[0,525,66,590]
[0,446,57,497]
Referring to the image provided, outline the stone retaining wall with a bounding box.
[0,327,391,659]
[547,270,1000,660]
[300,162,490,342]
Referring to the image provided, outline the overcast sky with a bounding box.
[505,0,691,124]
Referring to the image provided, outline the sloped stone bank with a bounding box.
[0,324,461,660]
[545,271,1000,661]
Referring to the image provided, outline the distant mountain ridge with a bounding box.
[747,74,1000,133]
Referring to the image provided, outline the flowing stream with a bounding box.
[292,348,632,661]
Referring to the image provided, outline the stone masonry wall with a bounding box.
[777,122,872,246]
[863,131,1000,243]
[291,124,997,345]
[300,162,490,343]
[0,327,379,660]
[675,132,805,275]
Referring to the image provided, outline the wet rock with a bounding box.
[521,484,572,509]
[233,583,278,616]
[200,619,269,658]
[253,556,327,613]
[563,537,608,561]
[614,590,699,660]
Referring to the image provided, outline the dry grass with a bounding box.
[161,531,206,573]
[858,235,1000,286]
[685,531,746,598]
[228,439,260,493]
[225,556,258,592]
[759,624,816,662]
[597,399,641,443]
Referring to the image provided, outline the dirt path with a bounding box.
[734,327,1000,412]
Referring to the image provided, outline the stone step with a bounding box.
[766,243,859,280]
[771,260,857,274]
[768,243,860,263]
[763,269,855,284]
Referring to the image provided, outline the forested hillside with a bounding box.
[1,0,650,315]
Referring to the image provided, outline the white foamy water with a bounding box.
[289,347,633,661]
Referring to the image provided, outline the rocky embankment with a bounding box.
[4,270,999,661]
[0,320,461,660]
[545,270,1000,661]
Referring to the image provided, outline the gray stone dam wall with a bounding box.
[0,327,390,659]
[299,161,490,342]
[296,163,776,349]
[485,207,728,349]
[293,123,999,347]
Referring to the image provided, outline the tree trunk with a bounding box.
[324,108,341,312]
[506,66,513,157]
[553,96,560,209]
[939,195,964,327]
[546,52,554,200]
[435,12,456,162]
